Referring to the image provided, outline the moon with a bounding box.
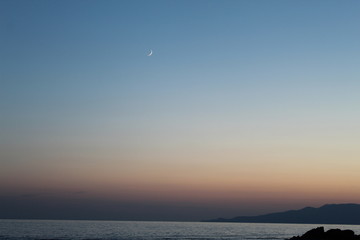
[147,49,153,56]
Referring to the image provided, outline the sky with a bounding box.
[1,0,360,221]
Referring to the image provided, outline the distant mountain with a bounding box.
[204,203,360,224]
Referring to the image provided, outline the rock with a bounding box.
[287,227,360,240]
[325,229,356,240]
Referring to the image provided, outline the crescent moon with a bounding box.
[147,49,153,56]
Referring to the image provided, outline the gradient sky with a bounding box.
[1,0,360,221]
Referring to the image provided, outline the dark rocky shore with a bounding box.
[287,227,360,240]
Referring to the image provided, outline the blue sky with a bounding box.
[1,0,360,221]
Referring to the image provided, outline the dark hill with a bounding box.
[204,203,360,224]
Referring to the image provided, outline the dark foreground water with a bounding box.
[1,220,360,240]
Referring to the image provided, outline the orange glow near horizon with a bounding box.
[2,149,360,205]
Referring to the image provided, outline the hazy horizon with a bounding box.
[1,0,360,221]
[0,202,359,222]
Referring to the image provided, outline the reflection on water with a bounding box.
[1,220,360,240]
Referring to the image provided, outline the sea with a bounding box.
[1,220,360,240]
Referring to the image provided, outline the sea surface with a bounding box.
[1,220,360,240]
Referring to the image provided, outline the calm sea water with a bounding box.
[1,220,360,240]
